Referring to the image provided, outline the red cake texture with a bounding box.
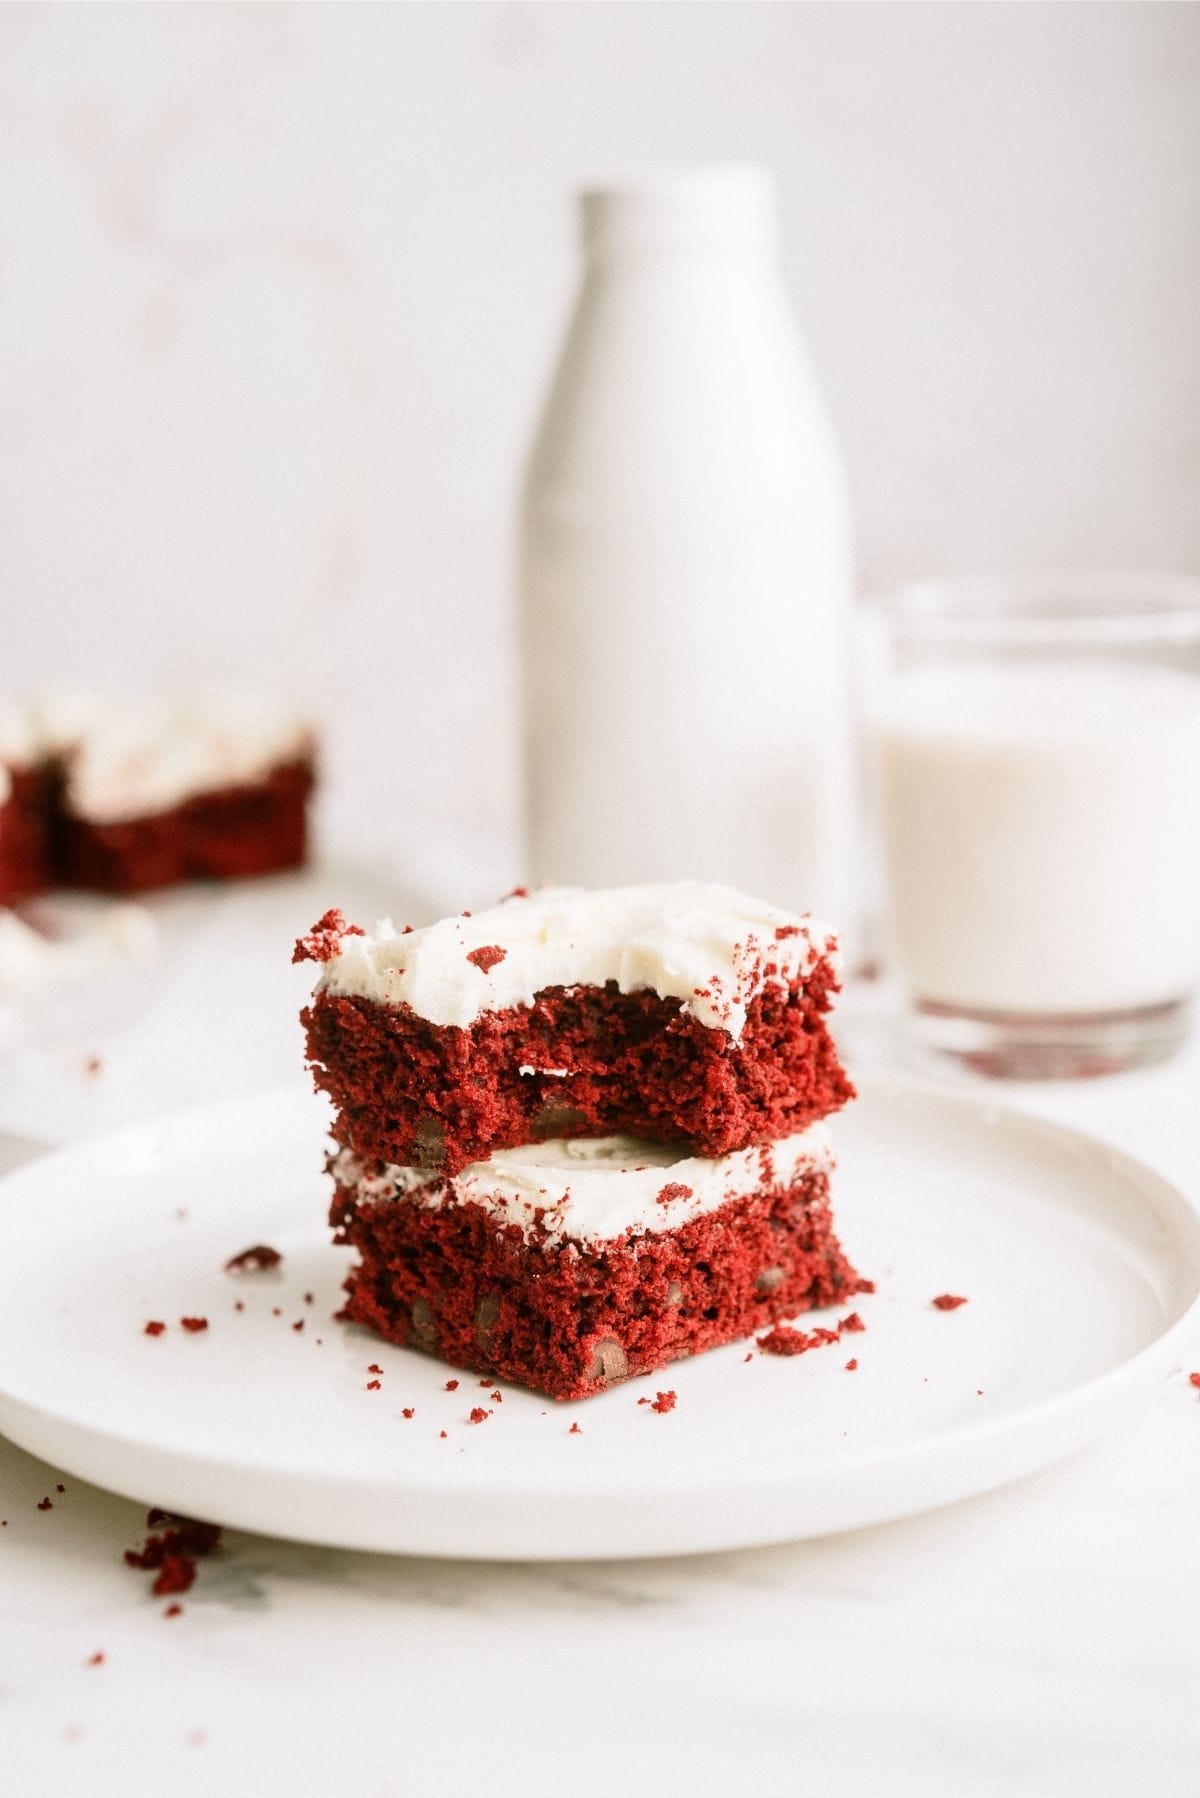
[330,1161,868,1401]
[0,766,54,902]
[303,973,853,1178]
[52,756,314,894]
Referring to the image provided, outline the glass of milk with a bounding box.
[871,574,1200,1077]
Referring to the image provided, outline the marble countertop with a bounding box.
[2,871,1199,1797]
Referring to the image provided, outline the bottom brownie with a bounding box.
[329,1134,868,1401]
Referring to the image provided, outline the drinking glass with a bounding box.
[870,573,1200,1077]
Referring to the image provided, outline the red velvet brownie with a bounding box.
[0,763,53,902]
[0,694,316,896]
[298,884,854,1176]
[330,1126,868,1400]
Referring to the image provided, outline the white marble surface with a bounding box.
[1,871,1199,1795]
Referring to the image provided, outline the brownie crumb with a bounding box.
[83,1055,103,1076]
[756,1323,841,1357]
[366,1380,381,1391]
[401,1407,415,1419]
[650,1390,676,1413]
[56,1484,65,1493]
[367,1363,383,1374]
[838,1311,866,1334]
[656,1182,693,1206]
[37,1497,53,1511]
[466,944,506,973]
[304,1292,314,1305]
[469,1407,491,1424]
[85,1652,105,1667]
[164,1604,183,1618]
[932,1294,968,1311]
[180,1317,208,1333]
[291,1319,304,1332]
[1189,1371,1200,1389]
[292,909,362,964]
[224,1244,282,1274]
[490,1389,502,1402]
[144,1320,167,1337]
[438,1430,448,1439]
[124,1513,222,1598]
[444,1379,459,1392]
[845,1358,858,1371]
[774,924,801,940]
[568,1421,582,1434]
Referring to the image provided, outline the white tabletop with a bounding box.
[2,870,1199,1798]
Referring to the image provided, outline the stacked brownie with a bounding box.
[297,882,865,1400]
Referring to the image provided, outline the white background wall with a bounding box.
[2,2,1198,904]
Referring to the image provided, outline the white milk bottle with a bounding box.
[519,168,857,930]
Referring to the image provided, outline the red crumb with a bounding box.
[304,1292,314,1305]
[401,1407,414,1419]
[85,1652,104,1667]
[466,944,506,974]
[144,1320,166,1337]
[444,1379,459,1391]
[932,1294,968,1311]
[1189,1372,1200,1389]
[164,1604,183,1618]
[774,924,801,939]
[83,1056,102,1076]
[180,1317,208,1333]
[224,1244,282,1274]
[367,1363,383,1374]
[56,1484,65,1493]
[568,1422,582,1434]
[292,909,362,964]
[438,1430,448,1439]
[845,1358,858,1371]
[124,1513,222,1599]
[366,1379,381,1390]
[469,1407,491,1424]
[744,1352,754,1362]
[37,1497,53,1511]
[650,1390,676,1413]
[838,1311,866,1334]
[233,1301,244,1312]
[857,1279,878,1294]
[490,1389,502,1402]
[756,1323,841,1357]
[656,1182,694,1206]
[291,1319,304,1332]
[271,1307,282,1317]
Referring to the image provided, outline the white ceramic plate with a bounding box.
[0,1079,1196,1560]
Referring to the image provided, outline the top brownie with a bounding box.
[296,882,855,1176]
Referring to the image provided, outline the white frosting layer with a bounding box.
[32,692,314,824]
[316,882,838,1039]
[333,1124,834,1249]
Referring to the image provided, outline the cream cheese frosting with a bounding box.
[316,881,838,1039]
[332,1123,834,1250]
[31,691,314,824]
